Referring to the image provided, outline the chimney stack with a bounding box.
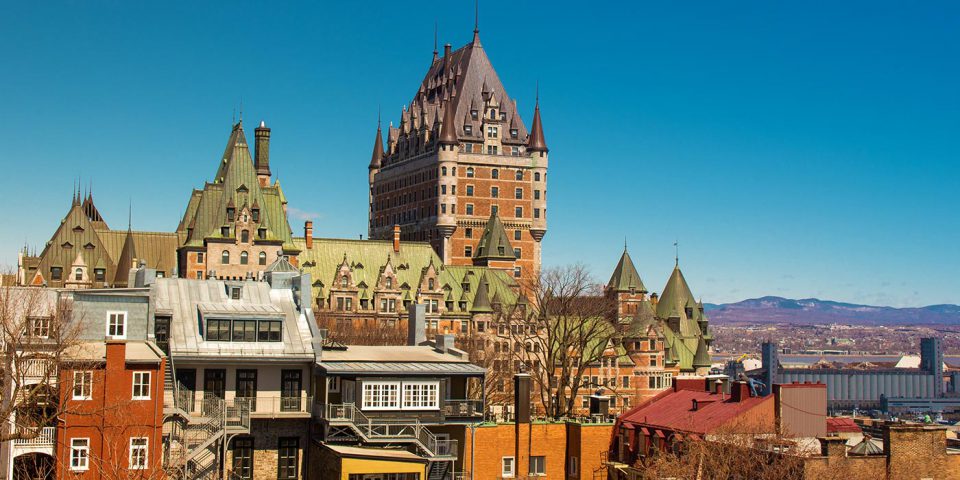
[304,221,313,249]
[514,373,531,424]
[444,43,452,58]
[393,224,401,253]
[407,303,426,346]
[255,121,271,187]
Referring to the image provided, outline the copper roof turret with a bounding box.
[438,98,459,146]
[370,119,384,169]
[527,97,548,153]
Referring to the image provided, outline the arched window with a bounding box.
[515,170,523,180]
[75,268,83,281]
[258,252,267,265]
[441,166,447,176]
[240,251,249,265]
[534,172,541,181]
[386,277,393,289]
[340,276,348,288]
[491,169,499,179]
[466,167,474,178]
[241,230,249,243]
[221,251,230,264]
[428,278,435,290]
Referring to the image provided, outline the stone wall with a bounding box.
[223,419,309,480]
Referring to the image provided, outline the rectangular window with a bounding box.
[94,268,106,281]
[257,320,282,342]
[466,185,474,196]
[328,376,341,393]
[129,437,148,470]
[464,246,472,257]
[278,438,299,479]
[502,457,515,478]
[441,184,447,195]
[534,208,541,219]
[514,266,521,278]
[51,266,62,280]
[232,319,257,341]
[491,186,499,198]
[487,145,498,155]
[515,188,523,199]
[650,355,657,367]
[132,372,151,400]
[231,287,241,300]
[515,207,523,217]
[70,438,90,471]
[649,376,656,389]
[514,230,522,241]
[197,252,204,263]
[107,311,127,339]
[30,316,50,338]
[513,248,521,258]
[361,381,400,410]
[206,318,230,341]
[623,376,630,388]
[233,438,253,480]
[73,371,92,400]
[465,227,473,238]
[491,205,498,216]
[465,143,473,153]
[401,381,440,410]
[466,204,474,215]
[530,456,546,476]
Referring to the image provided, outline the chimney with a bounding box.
[304,221,313,249]
[730,381,751,402]
[514,373,531,424]
[435,334,455,354]
[106,340,126,373]
[407,303,426,346]
[444,43,452,58]
[393,224,401,253]
[255,121,272,187]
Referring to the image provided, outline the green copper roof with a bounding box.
[177,121,297,253]
[655,264,711,372]
[470,273,493,313]
[472,213,516,262]
[692,335,711,368]
[607,249,646,293]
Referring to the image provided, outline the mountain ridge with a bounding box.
[703,296,960,325]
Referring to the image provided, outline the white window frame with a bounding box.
[73,371,93,400]
[129,437,148,470]
[530,455,546,476]
[132,371,151,400]
[501,456,515,478]
[361,381,400,410]
[106,310,127,339]
[401,381,440,410]
[328,376,341,393]
[70,438,90,471]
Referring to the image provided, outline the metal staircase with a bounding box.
[322,403,457,479]
[163,363,251,480]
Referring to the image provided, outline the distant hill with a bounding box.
[703,296,960,325]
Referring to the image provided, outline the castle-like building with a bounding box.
[368,28,548,279]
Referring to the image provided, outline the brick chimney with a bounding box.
[730,381,751,402]
[393,224,401,253]
[304,221,313,249]
[254,121,271,187]
[106,340,126,373]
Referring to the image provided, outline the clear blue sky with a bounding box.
[1,1,957,307]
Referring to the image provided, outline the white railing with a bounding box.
[14,426,55,446]
[20,358,56,381]
[321,403,458,458]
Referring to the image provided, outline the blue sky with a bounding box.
[1,1,957,307]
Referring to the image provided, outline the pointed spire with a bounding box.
[473,213,516,263]
[472,0,481,45]
[438,97,459,146]
[432,22,439,62]
[370,114,384,170]
[470,273,493,313]
[527,88,548,153]
[607,247,646,293]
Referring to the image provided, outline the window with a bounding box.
[501,457,515,477]
[227,207,235,222]
[441,184,447,195]
[73,268,83,281]
[569,457,579,477]
[491,186,499,198]
[514,266,521,278]
[107,311,127,339]
[278,438,299,479]
[328,376,341,393]
[441,204,447,214]
[221,250,230,264]
[491,205,499,216]
[70,438,90,471]
[30,316,50,337]
[650,355,657,367]
[233,319,257,341]
[514,230,522,241]
[51,267,62,280]
[487,126,498,138]
[129,437,148,469]
[258,320,282,342]
[534,208,540,219]
[258,251,267,265]
[464,143,474,153]
[441,166,447,176]
[515,188,523,199]
[514,248,521,258]
[466,185,474,196]
[464,246,472,257]
[466,167,474,178]
[623,376,630,388]
[197,252,205,263]
[464,125,472,135]
[428,278,435,290]
[534,189,541,200]
[385,277,393,289]
[240,251,248,265]
[471,110,478,120]
[510,128,519,139]
[252,209,260,222]
[535,172,541,181]
[73,371,93,400]
[241,229,249,243]
[649,376,656,389]
[231,286,242,300]
[233,438,254,480]
[362,381,400,410]
[258,228,267,239]
[466,204,474,215]
[402,381,439,409]
[132,372,151,400]
[492,168,499,179]
[465,228,472,238]
[515,207,523,217]
[530,456,546,476]
[221,226,230,237]
[487,145,498,155]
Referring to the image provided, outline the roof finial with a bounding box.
[624,237,628,252]
[433,22,439,60]
[239,97,243,124]
[128,198,132,231]
[474,0,479,34]
[674,239,679,267]
[536,80,540,106]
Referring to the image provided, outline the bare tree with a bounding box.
[455,332,514,412]
[0,285,83,444]
[315,312,406,346]
[498,264,618,419]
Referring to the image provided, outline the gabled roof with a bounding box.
[618,385,772,436]
[607,248,646,293]
[473,213,516,262]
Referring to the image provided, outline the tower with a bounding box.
[368,26,548,279]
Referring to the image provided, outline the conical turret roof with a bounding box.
[438,100,458,145]
[527,100,548,153]
[657,264,696,319]
[473,213,516,262]
[370,121,384,169]
[470,273,493,313]
[607,248,646,293]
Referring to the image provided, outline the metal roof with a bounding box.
[318,361,485,376]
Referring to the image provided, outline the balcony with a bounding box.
[13,427,56,446]
[442,399,484,419]
[319,403,458,459]
[19,358,56,385]
[174,392,312,419]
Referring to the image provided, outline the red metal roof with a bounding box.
[827,417,862,434]
[618,388,772,435]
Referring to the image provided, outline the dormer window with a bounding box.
[462,282,470,293]
[386,277,393,289]
[471,110,478,120]
[340,276,348,288]
[464,125,472,135]
[227,207,235,222]
[500,112,506,121]
[489,109,496,119]
[74,268,83,281]
[258,228,266,239]
[241,230,249,243]
[51,267,62,280]
[428,278,435,290]
[510,128,518,138]
[221,226,230,237]
[252,209,260,222]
